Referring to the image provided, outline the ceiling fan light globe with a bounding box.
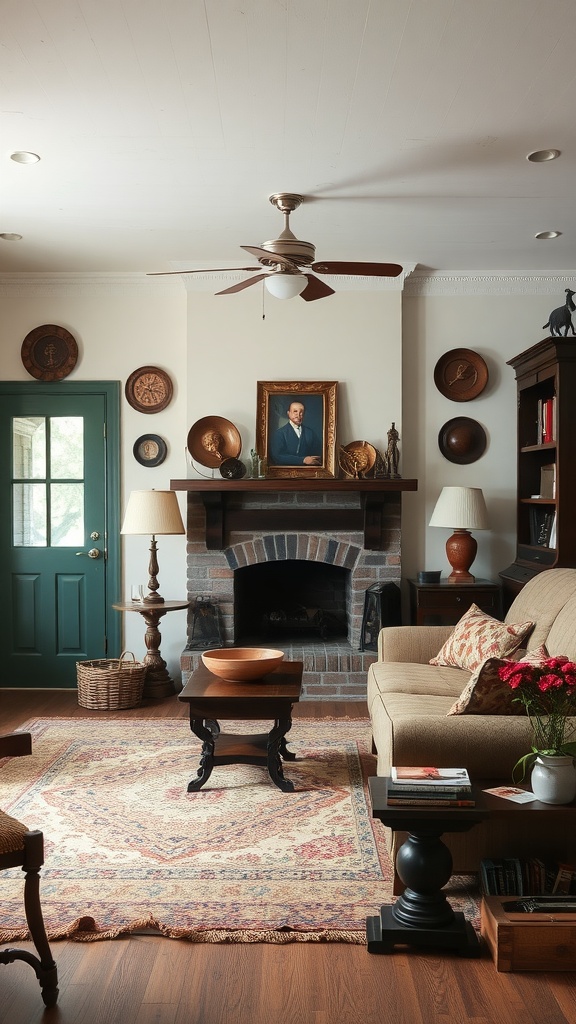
[264,273,308,299]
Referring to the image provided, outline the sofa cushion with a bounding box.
[429,603,534,672]
[446,645,550,715]
[505,567,576,650]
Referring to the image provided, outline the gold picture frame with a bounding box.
[256,381,338,479]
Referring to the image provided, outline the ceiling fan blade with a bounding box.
[147,267,262,276]
[311,261,403,278]
[215,273,268,295]
[240,245,300,272]
[299,274,336,301]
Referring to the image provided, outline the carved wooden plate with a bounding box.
[434,349,488,402]
[21,324,78,381]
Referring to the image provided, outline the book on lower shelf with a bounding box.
[386,795,476,807]
[480,857,576,897]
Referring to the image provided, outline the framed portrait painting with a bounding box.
[256,381,338,479]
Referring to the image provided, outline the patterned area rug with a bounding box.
[0,717,479,943]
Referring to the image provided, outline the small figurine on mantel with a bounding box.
[543,288,576,337]
[383,422,400,478]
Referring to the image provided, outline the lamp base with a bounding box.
[446,529,477,583]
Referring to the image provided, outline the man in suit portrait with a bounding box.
[269,399,322,466]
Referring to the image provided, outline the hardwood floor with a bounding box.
[2,690,576,1024]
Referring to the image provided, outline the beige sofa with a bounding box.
[367,567,576,878]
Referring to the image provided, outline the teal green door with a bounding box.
[0,382,120,688]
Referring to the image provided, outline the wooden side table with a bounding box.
[112,600,189,698]
[179,660,303,792]
[407,578,502,627]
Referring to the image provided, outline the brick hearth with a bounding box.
[176,485,407,700]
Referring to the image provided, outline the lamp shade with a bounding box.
[121,490,185,536]
[264,272,308,299]
[429,486,489,530]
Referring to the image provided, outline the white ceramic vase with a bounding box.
[530,754,576,805]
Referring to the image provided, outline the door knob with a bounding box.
[75,548,101,559]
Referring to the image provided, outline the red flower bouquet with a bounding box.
[498,655,576,780]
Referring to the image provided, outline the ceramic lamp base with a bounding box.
[446,529,477,582]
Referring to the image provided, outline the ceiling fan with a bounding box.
[148,193,403,301]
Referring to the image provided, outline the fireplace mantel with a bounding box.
[170,477,417,550]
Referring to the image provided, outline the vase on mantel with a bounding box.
[530,754,576,805]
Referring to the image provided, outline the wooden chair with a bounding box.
[0,732,59,1007]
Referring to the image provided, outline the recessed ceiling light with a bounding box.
[527,149,561,162]
[10,151,40,164]
[0,232,22,241]
[535,230,561,240]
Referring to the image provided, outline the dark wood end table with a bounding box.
[179,660,303,792]
[407,578,502,626]
[367,777,576,957]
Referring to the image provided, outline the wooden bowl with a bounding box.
[201,647,285,681]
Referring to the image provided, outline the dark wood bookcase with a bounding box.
[500,337,576,607]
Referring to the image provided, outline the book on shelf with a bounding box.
[480,857,576,897]
[539,462,556,499]
[386,796,476,807]
[390,766,471,786]
[529,506,555,547]
[537,396,556,444]
[387,783,472,796]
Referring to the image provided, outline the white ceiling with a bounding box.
[1,0,575,278]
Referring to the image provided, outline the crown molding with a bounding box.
[0,269,574,298]
[404,271,576,296]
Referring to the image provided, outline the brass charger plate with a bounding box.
[187,416,242,468]
[339,440,377,478]
[125,366,173,413]
[438,416,487,464]
[21,324,78,381]
[434,348,488,401]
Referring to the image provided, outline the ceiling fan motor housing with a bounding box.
[260,191,315,268]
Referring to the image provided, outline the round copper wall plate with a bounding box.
[438,416,487,464]
[434,348,488,401]
[187,416,242,468]
[21,324,78,380]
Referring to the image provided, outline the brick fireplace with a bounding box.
[171,478,416,700]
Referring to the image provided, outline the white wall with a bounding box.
[401,278,573,604]
[183,283,403,458]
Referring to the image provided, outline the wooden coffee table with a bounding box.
[366,777,576,957]
[179,660,303,792]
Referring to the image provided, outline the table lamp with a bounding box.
[121,489,185,603]
[429,486,489,582]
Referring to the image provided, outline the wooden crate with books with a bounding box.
[481,895,576,971]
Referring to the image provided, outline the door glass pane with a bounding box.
[13,483,47,546]
[12,417,46,478]
[51,483,84,546]
[50,417,83,479]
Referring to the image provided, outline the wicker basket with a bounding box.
[76,651,147,710]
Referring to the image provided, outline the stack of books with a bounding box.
[387,766,475,806]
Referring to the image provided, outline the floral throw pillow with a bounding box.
[429,603,534,673]
[447,645,550,716]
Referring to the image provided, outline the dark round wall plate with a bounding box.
[21,324,79,380]
[133,434,167,467]
[438,416,487,464]
[434,348,488,401]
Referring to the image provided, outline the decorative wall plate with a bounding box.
[434,348,488,402]
[21,324,78,381]
[125,366,173,413]
[438,416,487,464]
[187,416,242,468]
[339,440,377,478]
[133,434,167,467]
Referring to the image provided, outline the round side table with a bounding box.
[113,600,190,698]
